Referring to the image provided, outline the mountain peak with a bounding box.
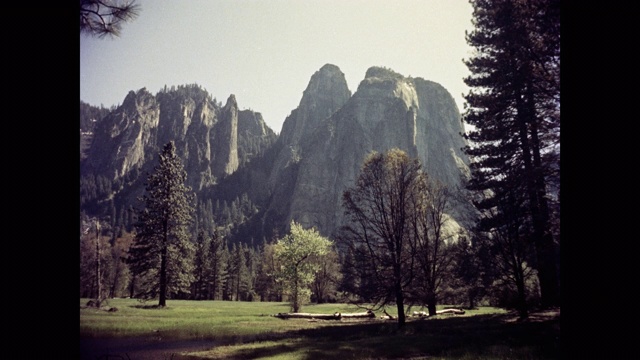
[302,64,350,100]
[318,63,342,75]
[224,94,237,109]
[279,64,351,147]
[364,66,404,81]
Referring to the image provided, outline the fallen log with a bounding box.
[412,308,466,317]
[341,310,376,319]
[273,312,342,320]
[436,308,465,315]
[273,310,378,320]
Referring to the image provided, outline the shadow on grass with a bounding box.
[209,312,560,360]
[131,304,168,309]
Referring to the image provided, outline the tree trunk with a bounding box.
[519,80,560,309]
[426,292,437,316]
[110,262,120,299]
[129,274,135,298]
[515,268,528,320]
[395,283,406,327]
[159,246,167,306]
[274,312,341,320]
[275,311,375,320]
[95,221,102,306]
[292,274,300,313]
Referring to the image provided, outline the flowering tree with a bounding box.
[274,221,332,312]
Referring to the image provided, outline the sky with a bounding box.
[80,0,475,134]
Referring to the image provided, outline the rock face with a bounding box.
[269,64,351,187]
[279,64,352,148]
[237,109,278,166]
[212,94,239,177]
[81,85,276,211]
[80,65,473,243]
[270,65,472,238]
[260,64,352,234]
[84,88,160,182]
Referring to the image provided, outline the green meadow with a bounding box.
[80,298,560,359]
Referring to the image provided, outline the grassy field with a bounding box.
[80,298,560,359]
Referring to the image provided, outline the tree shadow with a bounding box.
[217,312,560,360]
[130,304,167,309]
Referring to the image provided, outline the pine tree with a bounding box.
[127,141,196,306]
[80,0,141,38]
[192,230,210,300]
[234,243,249,301]
[208,229,227,300]
[224,243,238,300]
[255,240,280,302]
[243,243,259,301]
[463,0,560,310]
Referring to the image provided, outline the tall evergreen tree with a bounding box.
[255,241,281,302]
[463,0,560,310]
[192,230,210,300]
[127,141,196,306]
[208,229,227,300]
[243,243,259,301]
[234,243,249,301]
[224,243,239,300]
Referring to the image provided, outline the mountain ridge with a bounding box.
[80,65,474,244]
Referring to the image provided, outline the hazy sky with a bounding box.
[80,0,474,134]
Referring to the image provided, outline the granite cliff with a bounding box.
[80,66,474,243]
[80,84,276,215]
[272,65,472,239]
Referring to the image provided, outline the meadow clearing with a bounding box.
[80,298,560,359]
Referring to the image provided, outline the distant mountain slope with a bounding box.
[80,84,277,224]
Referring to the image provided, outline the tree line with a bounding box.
[80,142,548,328]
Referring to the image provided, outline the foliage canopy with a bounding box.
[80,0,141,38]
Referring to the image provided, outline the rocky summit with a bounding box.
[279,65,473,239]
[80,65,474,244]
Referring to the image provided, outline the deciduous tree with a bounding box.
[274,221,332,313]
[407,179,457,316]
[310,247,342,304]
[340,149,424,327]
